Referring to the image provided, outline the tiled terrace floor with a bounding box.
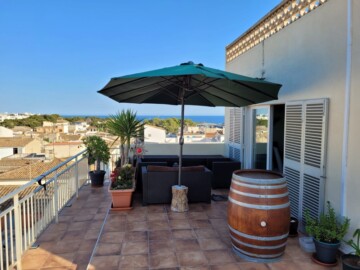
[20,182,341,270]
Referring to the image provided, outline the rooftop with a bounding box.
[19,182,341,270]
[0,137,35,147]
[0,158,64,180]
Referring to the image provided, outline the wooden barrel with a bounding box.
[227,169,290,262]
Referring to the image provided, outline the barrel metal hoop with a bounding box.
[231,180,288,190]
[232,174,286,185]
[228,225,289,241]
[230,187,289,199]
[228,197,290,210]
[232,245,284,259]
[230,234,287,249]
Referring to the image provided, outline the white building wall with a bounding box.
[144,125,166,143]
[0,127,14,137]
[0,148,14,159]
[226,0,360,231]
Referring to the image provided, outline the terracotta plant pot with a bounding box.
[108,186,134,209]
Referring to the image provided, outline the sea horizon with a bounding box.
[61,114,225,124]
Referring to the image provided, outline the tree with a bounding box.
[107,110,144,167]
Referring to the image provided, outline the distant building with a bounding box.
[0,158,63,185]
[12,126,33,137]
[0,112,33,122]
[68,121,89,133]
[0,126,14,137]
[144,125,166,143]
[36,120,69,134]
[44,141,85,158]
[0,137,42,159]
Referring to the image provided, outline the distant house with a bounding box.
[224,0,360,233]
[0,158,34,174]
[36,120,69,134]
[144,125,166,143]
[0,158,63,185]
[0,137,42,159]
[68,121,89,133]
[12,126,33,137]
[44,141,85,158]
[0,126,14,137]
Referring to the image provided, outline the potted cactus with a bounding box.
[83,136,110,187]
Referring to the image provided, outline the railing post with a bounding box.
[53,172,59,223]
[75,156,79,198]
[14,194,23,270]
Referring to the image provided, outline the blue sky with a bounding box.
[0,1,280,116]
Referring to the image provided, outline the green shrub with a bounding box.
[305,201,350,243]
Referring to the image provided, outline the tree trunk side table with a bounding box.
[171,185,189,212]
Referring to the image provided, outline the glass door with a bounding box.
[252,107,272,169]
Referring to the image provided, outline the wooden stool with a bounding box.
[171,185,189,212]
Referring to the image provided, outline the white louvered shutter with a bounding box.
[228,107,244,163]
[284,99,328,222]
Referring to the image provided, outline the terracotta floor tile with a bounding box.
[148,220,171,230]
[43,253,75,268]
[177,251,208,267]
[72,251,91,264]
[21,253,49,269]
[89,255,120,270]
[84,229,101,240]
[149,229,172,241]
[190,219,212,229]
[124,230,148,241]
[78,239,97,252]
[168,212,188,220]
[149,240,175,254]
[73,214,94,222]
[147,212,168,221]
[119,254,149,268]
[53,241,82,254]
[204,249,236,265]
[188,211,209,220]
[68,221,90,231]
[210,263,242,270]
[175,239,201,251]
[169,219,191,229]
[95,243,122,256]
[99,231,125,244]
[147,204,167,213]
[127,221,148,231]
[126,213,147,222]
[121,241,148,255]
[149,251,179,268]
[172,229,196,239]
[198,238,227,250]
[194,228,219,239]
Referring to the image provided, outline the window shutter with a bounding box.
[228,107,244,163]
[284,99,328,222]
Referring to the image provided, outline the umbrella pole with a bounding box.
[178,95,185,186]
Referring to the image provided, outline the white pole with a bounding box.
[341,0,352,216]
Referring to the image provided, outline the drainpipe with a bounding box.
[340,0,352,216]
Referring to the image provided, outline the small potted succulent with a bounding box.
[305,201,350,265]
[109,164,135,209]
[83,136,110,187]
[342,228,360,270]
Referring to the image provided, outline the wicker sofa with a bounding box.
[137,155,240,189]
[141,165,212,206]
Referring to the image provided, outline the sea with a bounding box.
[62,115,224,125]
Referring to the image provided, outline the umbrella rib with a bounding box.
[191,77,257,104]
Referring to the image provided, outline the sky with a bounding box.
[0,0,281,116]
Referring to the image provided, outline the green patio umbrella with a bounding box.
[98,61,282,186]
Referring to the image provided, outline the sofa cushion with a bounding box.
[147,165,205,172]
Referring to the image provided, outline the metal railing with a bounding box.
[0,150,89,270]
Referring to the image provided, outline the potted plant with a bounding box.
[109,164,135,209]
[342,228,360,270]
[83,136,110,187]
[305,201,350,265]
[107,110,143,167]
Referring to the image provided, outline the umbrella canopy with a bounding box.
[99,61,282,185]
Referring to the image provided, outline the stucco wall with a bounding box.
[144,143,226,156]
[226,0,360,231]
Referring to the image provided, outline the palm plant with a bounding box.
[107,110,143,167]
